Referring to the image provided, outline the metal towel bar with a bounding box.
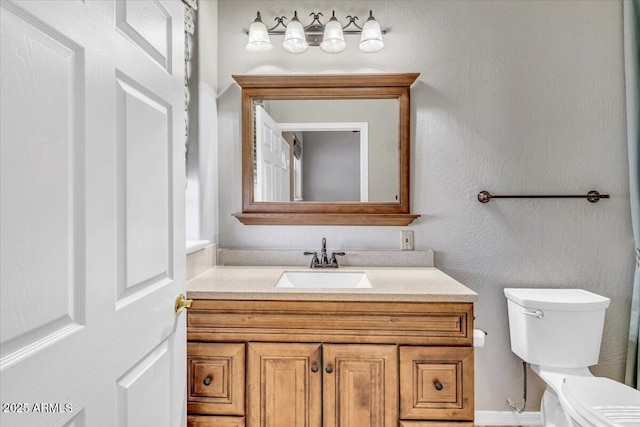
[478,190,610,203]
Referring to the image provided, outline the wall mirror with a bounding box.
[233,73,420,226]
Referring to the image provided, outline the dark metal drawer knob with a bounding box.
[203,377,212,386]
[311,364,319,373]
[325,365,333,374]
[434,381,443,391]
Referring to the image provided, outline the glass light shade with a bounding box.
[359,17,384,52]
[246,19,273,53]
[282,19,308,53]
[319,18,346,53]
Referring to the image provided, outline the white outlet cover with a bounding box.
[401,230,414,251]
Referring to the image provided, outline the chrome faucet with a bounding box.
[304,238,345,268]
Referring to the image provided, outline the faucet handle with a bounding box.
[329,251,346,267]
[304,251,319,268]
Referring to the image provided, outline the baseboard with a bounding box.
[474,410,542,426]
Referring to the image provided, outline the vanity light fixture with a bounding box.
[319,11,347,53]
[359,10,385,53]
[245,10,386,54]
[282,11,309,53]
[245,12,274,53]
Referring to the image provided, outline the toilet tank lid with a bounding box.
[504,288,610,311]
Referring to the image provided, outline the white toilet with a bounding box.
[504,288,640,427]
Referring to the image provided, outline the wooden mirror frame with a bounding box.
[233,73,420,226]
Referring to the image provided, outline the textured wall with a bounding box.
[214,0,634,411]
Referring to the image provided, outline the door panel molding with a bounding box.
[115,0,172,73]
[0,0,86,365]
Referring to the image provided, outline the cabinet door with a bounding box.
[188,343,245,416]
[323,344,398,427]
[399,347,474,421]
[247,343,322,427]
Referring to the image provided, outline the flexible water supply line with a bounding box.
[506,361,528,413]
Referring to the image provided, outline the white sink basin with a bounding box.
[275,271,372,289]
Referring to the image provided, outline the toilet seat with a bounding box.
[561,376,640,427]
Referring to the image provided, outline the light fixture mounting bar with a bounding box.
[244,11,388,36]
[245,10,386,53]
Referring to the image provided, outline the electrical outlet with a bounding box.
[401,230,414,251]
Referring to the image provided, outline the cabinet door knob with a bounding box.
[311,364,319,373]
[325,365,333,374]
[203,377,212,386]
[434,380,443,391]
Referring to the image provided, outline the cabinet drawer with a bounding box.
[188,415,245,427]
[400,347,473,420]
[399,422,474,427]
[188,343,245,416]
[188,300,473,346]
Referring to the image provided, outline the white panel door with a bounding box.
[0,1,186,426]
[255,106,290,202]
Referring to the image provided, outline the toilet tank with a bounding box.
[504,288,610,368]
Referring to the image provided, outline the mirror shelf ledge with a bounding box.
[233,213,420,226]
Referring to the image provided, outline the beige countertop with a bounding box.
[187,266,477,302]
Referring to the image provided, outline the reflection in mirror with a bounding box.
[254,99,399,203]
[284,128,365,202]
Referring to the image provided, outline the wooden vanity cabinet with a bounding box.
[187,300,474,427]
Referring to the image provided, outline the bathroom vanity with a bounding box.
[186,267,477,427]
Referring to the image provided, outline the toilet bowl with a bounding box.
[532,365,640,427]
[504,288,640,427]
[562,376,640,427]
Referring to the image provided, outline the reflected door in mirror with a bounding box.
[255,106,291,202]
